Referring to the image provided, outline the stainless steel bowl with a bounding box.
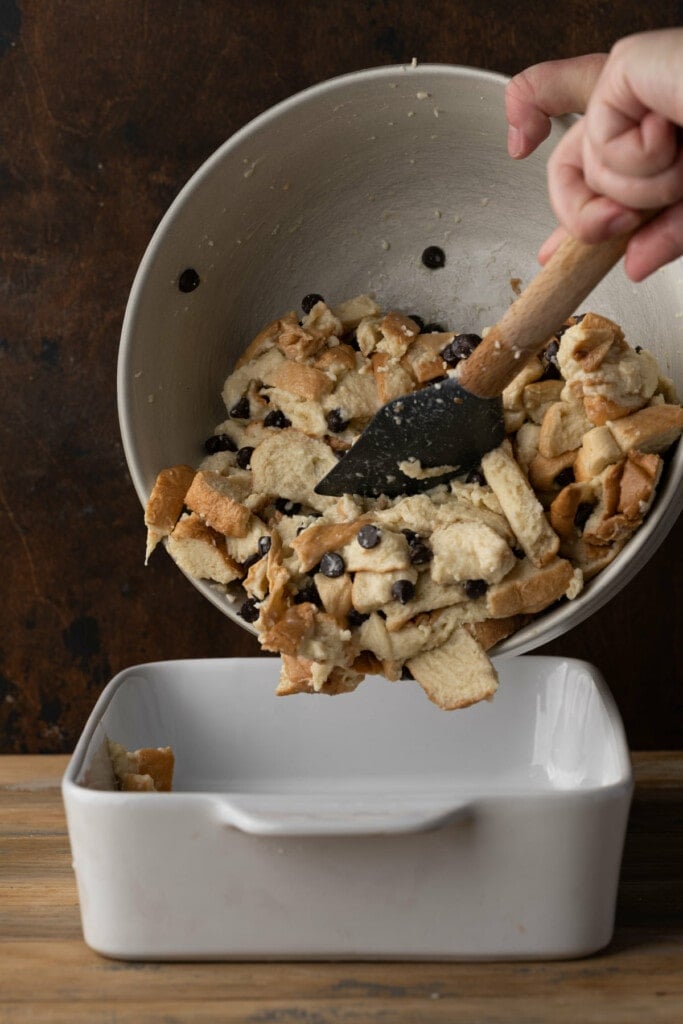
[118,64,683,654]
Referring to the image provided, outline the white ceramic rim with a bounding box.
[118,63,683,657]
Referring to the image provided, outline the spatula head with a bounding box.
[315,376,505,498]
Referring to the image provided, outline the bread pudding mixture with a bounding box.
[144,295,682,709]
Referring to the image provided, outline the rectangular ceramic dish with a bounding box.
[62,656,633,960]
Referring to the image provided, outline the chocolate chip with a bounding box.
[540,339,562,380]
[302,293,324,314]
[347,331,361,351]
[635,345,643,354]
[408,540,432,565]
[241,553,260,572]
[236,446,254,469]
[464,579,488,598]
[400,665,414,680]
[258,536,272,557]
[275,498,301,516]
[320,552,345,578]
[326,408,349,433]
[421,245,445,269]
[554,467,575,488]
[178,267,200,292]
[203,433,237,454]
[357,524,381,549]
[512,546,525,560]
[409,314,425,331]
[347,609,369,628]
[574,502,594,532]
[238,598,260,623]
[441,333,482,365]
[391,579,415,604]
[264,409,291,429]
[229,396,250,419]
[294,580,323,607]
[466,466,486,486]
[422,322,445,333]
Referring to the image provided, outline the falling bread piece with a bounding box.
[407,627,498,710]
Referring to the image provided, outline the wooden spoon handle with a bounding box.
[457,230,633,399]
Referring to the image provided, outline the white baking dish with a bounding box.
[62,656,633,960]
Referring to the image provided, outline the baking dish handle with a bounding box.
[214,794,473,837]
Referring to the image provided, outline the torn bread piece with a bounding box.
[108,739,175,792]
[549,481,598,542]
[486,556,579,617]
[574,425,624,482]
[276,655,363,696]
[250,429,338,513]
[144,464,196,562]
[430,520,515,585]
[539,400,594,458]
[607,404,683,455]
[558,313,659,424]
[465,615,529,652]
[184,470,253,538]
[481,442,560,567]
[407,627,498,710]
[167,514,242,584]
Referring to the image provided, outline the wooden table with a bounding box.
[1,754,681,1023]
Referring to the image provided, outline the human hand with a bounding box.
[506,31,683,281]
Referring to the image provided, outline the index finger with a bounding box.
[506,54,607,158]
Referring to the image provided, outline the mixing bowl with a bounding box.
[118,63,683,655]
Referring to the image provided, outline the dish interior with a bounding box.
[75,657,630,798]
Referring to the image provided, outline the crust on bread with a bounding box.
[108,739,175,792]
[407,627,498,710]
[464,614,528,651]
[528,449,578,492]
[608,404,683,454]
[291,517,370,573]
[574,425,624,482]
[549,480,598,541]
[184,471,253,537]
[271,360,335,401]
[486,557,577,617]
[144,465,196,561]
[371,351,416,403]
[539,401,593,458]
[167,513,242,584]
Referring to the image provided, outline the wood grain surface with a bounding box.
[1,0,682,753]
[0,753,682,1022]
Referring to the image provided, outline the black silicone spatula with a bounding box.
[315,229,636,498]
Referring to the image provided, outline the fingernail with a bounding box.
[507,126,526,158]
[605,211,640,238]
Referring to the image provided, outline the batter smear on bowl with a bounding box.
[144,295,683,709]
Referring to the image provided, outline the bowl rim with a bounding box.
[118,62,682,656]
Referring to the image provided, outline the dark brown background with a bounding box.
[1,0,681,753]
